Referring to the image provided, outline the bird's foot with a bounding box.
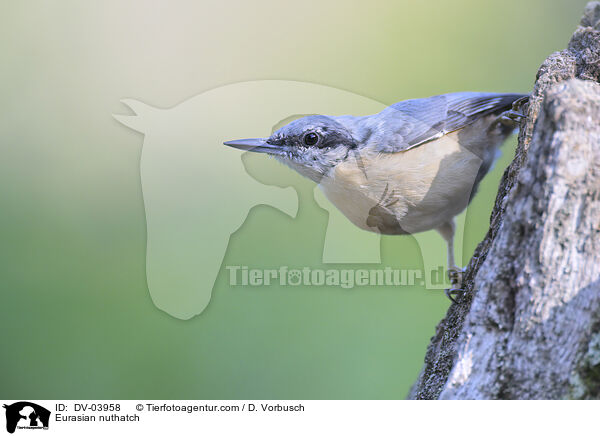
[445,287,468,303]
[494,109,527,128]
[491,96,529,131]
[447,266,464,288]
[511,95,529,112]
[445,267,467,303]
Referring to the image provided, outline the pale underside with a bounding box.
[318,116,503,235]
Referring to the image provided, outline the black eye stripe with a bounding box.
[267,126,353,149]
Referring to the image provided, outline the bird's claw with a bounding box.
[445,287,467,303]
[495,109,527,128]
[445,267,467,303]
[491,97,529,131]
[511,95,529,112]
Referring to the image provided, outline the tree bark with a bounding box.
[409,1,600,400]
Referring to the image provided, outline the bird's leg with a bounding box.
[436,220,466,303]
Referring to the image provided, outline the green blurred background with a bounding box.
[0,0,587,399]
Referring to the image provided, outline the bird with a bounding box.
[224,92,528,301]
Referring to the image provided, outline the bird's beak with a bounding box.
[223,138,282,155]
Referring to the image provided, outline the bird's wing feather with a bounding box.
[373,92,527,153]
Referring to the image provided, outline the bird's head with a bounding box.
[224,115,358,182]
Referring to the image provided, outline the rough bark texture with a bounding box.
[409,2,600,400]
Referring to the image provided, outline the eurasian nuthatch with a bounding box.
[225,92,527,300]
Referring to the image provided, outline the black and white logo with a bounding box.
[3,402,50,433]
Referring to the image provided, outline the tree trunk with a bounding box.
[409,1,600,400]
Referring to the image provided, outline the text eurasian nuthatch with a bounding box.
[224,92,528,300]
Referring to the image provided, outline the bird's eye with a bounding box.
[303,132,320,146]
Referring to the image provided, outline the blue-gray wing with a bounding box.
[373,92,527,153]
